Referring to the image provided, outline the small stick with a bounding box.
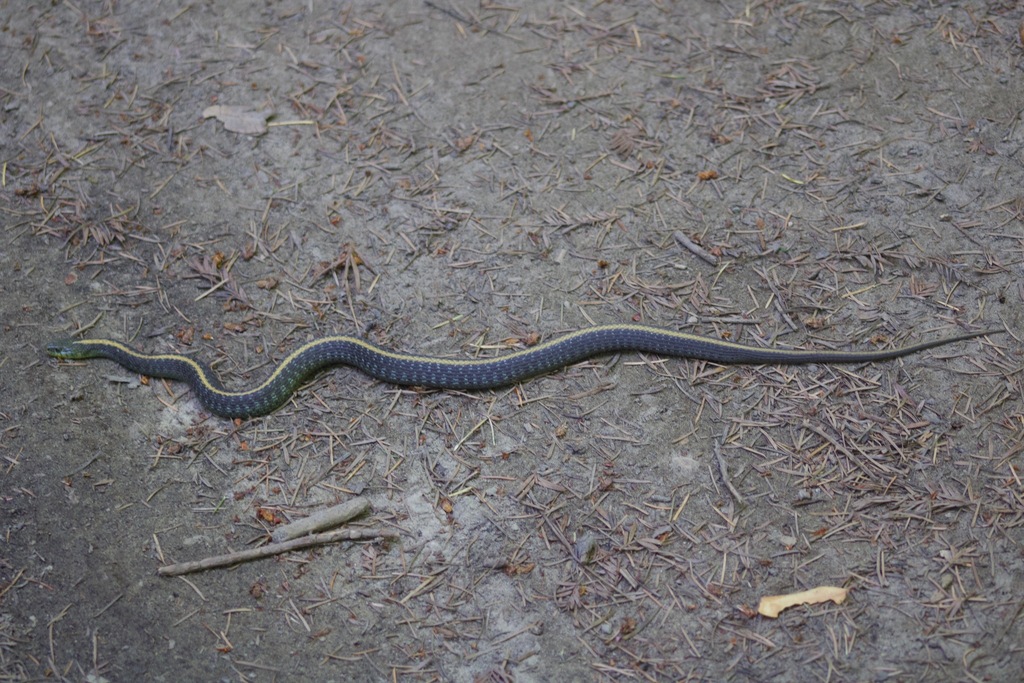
[157,527,398,577]
[673,230,719,266]
[714,432,745,505]
[270,497,370,543]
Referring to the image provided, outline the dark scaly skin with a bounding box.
[47,325,1003,419]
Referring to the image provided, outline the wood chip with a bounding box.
[758,586,849,618]
[202,105,273,135]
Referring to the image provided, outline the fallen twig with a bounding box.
[271,496,371,543]
[714,430,745,505]
[157,527,398,577]
[673,230,719,266]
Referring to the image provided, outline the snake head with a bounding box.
[47,339,90,359]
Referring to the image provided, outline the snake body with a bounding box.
[47,324,1000,419]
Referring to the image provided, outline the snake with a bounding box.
[47,324,1002,419]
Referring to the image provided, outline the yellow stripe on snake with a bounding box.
[48,324,1002,419]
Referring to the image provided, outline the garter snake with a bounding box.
[47,324,1001,419]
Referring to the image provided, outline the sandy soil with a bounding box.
[1,1,1022,681]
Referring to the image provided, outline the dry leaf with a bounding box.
[202,105,273,135]
[758,586,849,618]
[255,276,279,290]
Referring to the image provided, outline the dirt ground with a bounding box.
[1,1,1022,681]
